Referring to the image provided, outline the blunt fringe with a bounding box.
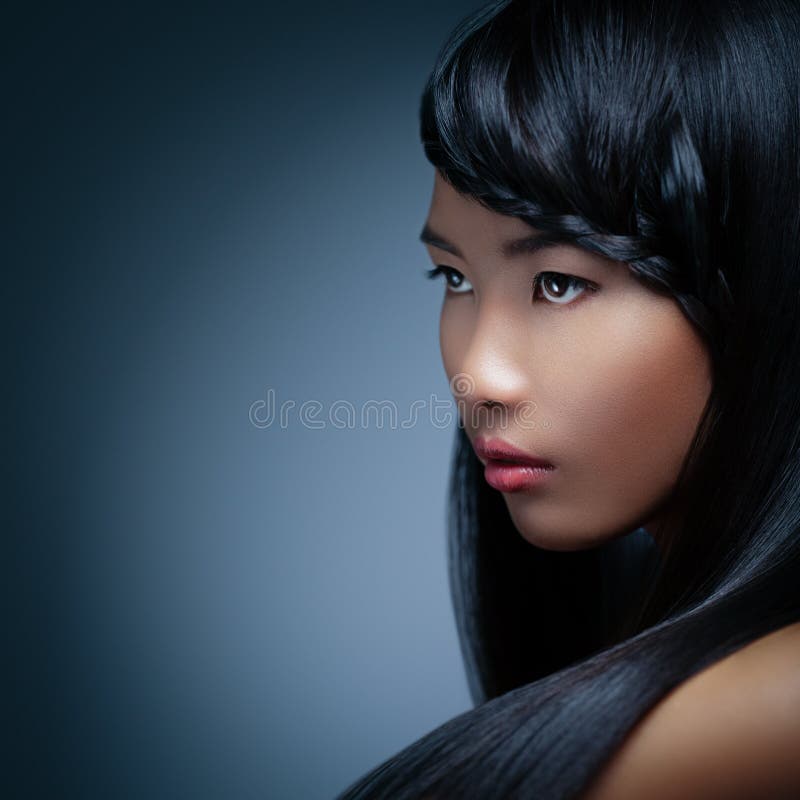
[336,1,800,797]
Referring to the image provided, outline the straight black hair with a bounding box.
[336,0,800,797]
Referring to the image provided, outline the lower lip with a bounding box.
[483,460,555,492]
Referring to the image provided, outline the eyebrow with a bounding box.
[419,222,563,259]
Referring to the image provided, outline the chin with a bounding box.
[515,529,607,552]
[507,505,628,552]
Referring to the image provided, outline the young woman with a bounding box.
[337,0,800,797]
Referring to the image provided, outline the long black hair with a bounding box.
[336,0,800,796]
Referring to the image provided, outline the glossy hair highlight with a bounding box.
[336,1,800,797]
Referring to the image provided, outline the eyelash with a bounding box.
[425,266,598,307]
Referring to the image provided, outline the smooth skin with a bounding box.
[422,169,712,553]
[579,619,800,799]
[421,170,800,797]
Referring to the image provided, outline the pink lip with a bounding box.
[473,436,555,493]
[473,436,554,469]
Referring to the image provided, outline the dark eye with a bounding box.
[426,265,473,294]
[533,272,597,306]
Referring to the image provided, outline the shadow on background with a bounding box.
[9,3,484,797]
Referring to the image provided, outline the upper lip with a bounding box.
[473,436,554,468]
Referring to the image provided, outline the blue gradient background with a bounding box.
[10,3,485,798]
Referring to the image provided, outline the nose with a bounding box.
[453,313,532,431]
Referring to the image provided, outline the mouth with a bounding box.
[472,435,556,493]
[472,435,555,470]
[482,459,554,492]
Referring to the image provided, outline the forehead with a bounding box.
[423,170,631,279]
[427,170,541,243]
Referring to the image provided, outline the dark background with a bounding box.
[9,3,482,797]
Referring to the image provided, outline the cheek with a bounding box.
[544,300,712,518]
[505,300,712,549]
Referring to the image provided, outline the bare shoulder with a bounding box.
[579,620,800,800]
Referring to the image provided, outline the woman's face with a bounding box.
[422,171,712,551]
